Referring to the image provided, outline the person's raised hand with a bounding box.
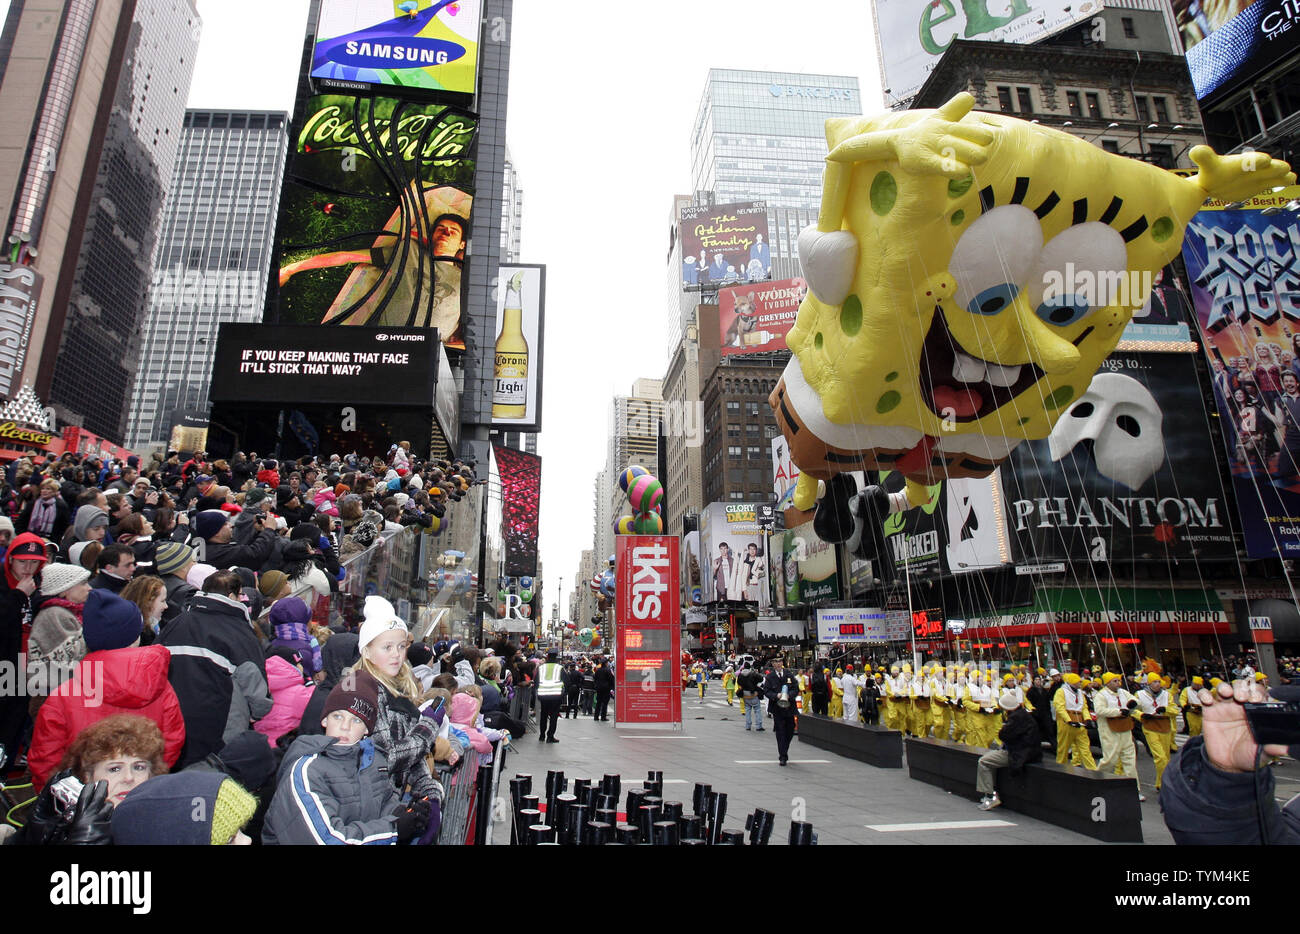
[1198,679,1289,772]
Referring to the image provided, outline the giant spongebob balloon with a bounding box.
[773,93,1293,560]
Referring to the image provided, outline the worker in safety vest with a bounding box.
[536,650,564,743]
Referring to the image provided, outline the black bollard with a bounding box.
[595,807,618,826]
[573,778,592,806]
[662,801,684,822]
[681,837,708,846]
[718,829,745,845]
[595,793,616,812]
[680,815,702,839]
[706,791,728,846]
[652,819,681,846]
[788,821,817,845]
[745,808,775,845]
[527,823,555,844]
[692,783,711,815]
[514,774,532,797]
[584,820,612,845]
[616,822,641,844]
[638,803,661,840]
[602,774,621,802]
[625,789,645,823]
[545,770,566,797]
[565,803,589,845]
[553,793,576,833]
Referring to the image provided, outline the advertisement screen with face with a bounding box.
[1000,351,1235,562]
[1184,190,1300,556]
[1181,0,1300,101]
[271,95,476,347]
[679,202,770,291]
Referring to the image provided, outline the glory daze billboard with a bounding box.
[615,535,682,726]
[680,202,770,290]
[271,95,476,347]
[719,278,805,356]
[1000,352,1235,562]
[872,0,1100,104]
[698,502,766,604]
[312,0,482,97]
[1183,189,1300,557]
[209,323,436,407]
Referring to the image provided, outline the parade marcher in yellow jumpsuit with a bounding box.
[829,667,844,719]
[1135,672,1178,791]
[1052,673,1097,768]
[882,665,901,731]
[949,669,969,743]
[1178,676,1203,737]
[1092,672,1144,800]
[963,671,999,747]
[723,666,737,706]
[799,670,812,713]
[910,666,933,737]
[931,666,954,740]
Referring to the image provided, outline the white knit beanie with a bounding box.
[358,595,407,649]
[40,562,91,597]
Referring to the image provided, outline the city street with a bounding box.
[492,694,1300,845]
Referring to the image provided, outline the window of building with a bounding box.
[1122,16,1136,37]
[728,445,741,458]
[726,401,740,413]
[997,86,1013,113]
[728,491,745,501]
[1135,96,1150,123]
[746,445,761,459]
[727,424,740,439]
[1147,143,1175,168]
[1016,87,1033,114]
[745,423,760,435]
[1101,139,1120,154]
[745,401,760,417]
[1066,91,1082,117]
[1153,96,1170,124]
[1085,92,1102,119]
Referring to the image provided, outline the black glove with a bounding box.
[1126,699,1138,710]
[1156,706,1166,715]
[393,797,432,844]
[17,772,74,845]
[63,780,113,846]
[1117,709,1130,718]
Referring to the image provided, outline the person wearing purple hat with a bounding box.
[268,597,322,678]
[27,589,185,791]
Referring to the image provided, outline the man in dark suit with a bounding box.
[593,659,615,721]
[762,654,801,766]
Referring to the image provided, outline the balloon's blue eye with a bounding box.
[966,284,1020,316]
[1036,296,1092,326]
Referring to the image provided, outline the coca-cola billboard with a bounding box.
[615,535,682,726]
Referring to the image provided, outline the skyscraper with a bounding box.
[0,1,200,440]
[501,144,523,263]
[126,109,290,448]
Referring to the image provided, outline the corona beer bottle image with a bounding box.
[492,271,529,419]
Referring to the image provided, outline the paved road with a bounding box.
[485,691,1290,845]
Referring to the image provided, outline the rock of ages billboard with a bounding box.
[269,95,476,348]
[1000,351,1235,562]
[1182,188,1300,557]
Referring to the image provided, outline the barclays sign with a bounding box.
[768,84,854,101]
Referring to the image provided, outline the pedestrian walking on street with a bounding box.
[562,661,580,719]
[763,654,800,765]
[593,658,614,721]
[810,663,830,716]
[737,662,764,731]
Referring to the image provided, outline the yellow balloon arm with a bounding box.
[793,473,820,512]
[904,478,930,509]
[817,159,852,233]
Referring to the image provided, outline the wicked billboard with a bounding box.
[1000,352,1235,562]
[269,95,477,347]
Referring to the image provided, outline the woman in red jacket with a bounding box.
[28,588,185,790]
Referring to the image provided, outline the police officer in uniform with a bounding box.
[762,654,801,766]
[536,650,564,743]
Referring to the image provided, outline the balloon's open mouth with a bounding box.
[919,307,1044,422]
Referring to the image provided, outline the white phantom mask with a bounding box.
[1048,373,1165,491]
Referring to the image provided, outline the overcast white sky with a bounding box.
[5,0,884,616]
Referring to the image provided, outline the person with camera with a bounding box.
[762,654,800,765]
[1161,680,1300,844]
[1092,672,1144,799]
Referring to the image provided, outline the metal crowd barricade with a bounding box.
[435,756,481,846]
[508,682,535,734]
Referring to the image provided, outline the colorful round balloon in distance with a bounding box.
[626,474,663,513]
[520,589,533,602]
[633,510,663,534]
[614,515,637,535]
[579,627,594,646]
[618,465,649,493]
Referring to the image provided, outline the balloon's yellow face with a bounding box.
[787,113,1207,462]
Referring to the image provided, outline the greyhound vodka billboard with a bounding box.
[718,278,806,356]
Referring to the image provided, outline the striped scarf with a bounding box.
[27,496,57,536]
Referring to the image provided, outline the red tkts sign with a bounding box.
[615,536,682,727]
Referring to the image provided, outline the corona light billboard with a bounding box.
[615,535,682,727]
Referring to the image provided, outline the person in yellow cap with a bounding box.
[1052,673,1097,769]
[949,668,969,743]
[931,665,956,741]
[1092,672,1144,799]
[798,668,812,714]
[964,670,1000,747]
[883,665,903,732]
[910,664,933,737]
[830,667,844,719]
[1135,671,1179,792]
[1179,676,1204,737]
